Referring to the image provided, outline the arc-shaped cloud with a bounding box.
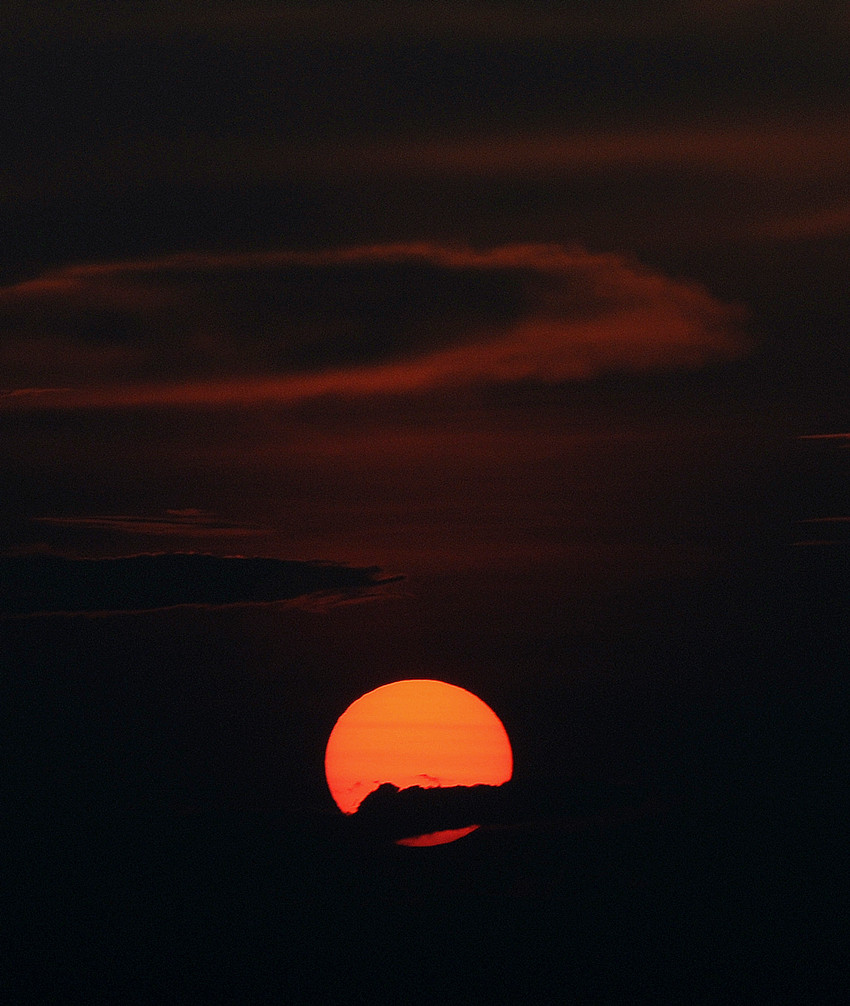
[0,244,747,408]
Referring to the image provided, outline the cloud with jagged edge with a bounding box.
[0,553,400,616]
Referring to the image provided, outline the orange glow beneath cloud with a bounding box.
[324,679,513,842]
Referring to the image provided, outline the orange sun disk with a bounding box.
[324,679,513,845]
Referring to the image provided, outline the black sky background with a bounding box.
[4,3,849,1000]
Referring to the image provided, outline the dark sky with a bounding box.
[4,5,848,997]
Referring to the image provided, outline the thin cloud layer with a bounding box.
[0,244,747,408]
[337,118,850,182]
[756,199,850,241]
[33,511,265,538]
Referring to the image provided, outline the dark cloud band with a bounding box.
[0,554,397,616]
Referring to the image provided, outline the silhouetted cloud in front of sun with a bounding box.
[351,777,652,843]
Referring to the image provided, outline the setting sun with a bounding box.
[324,679,513,844]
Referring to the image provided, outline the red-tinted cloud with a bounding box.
[754,199,850,241]
[0,244,747,409]
[325,118,850,182]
